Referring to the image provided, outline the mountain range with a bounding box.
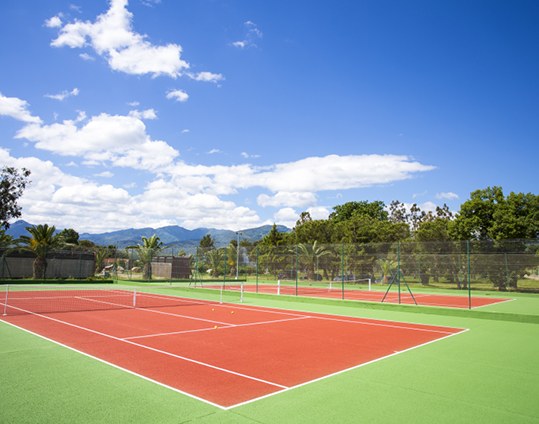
[6,220,291,250]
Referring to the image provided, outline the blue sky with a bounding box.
[1,0,537,233]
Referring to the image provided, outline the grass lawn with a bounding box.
[1,284,538,423]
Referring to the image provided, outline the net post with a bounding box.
[368,278,371,291]
[132,289,137,308]
[277,279,281,295]
[2,285,8,316]
[240,281,243,303]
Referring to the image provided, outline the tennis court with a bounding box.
[1,287,465,409]
[201,283,510,309]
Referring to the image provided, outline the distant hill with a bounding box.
[6,221,290,249]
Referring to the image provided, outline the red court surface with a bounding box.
[230,284,510,309]
[1,291,466,409]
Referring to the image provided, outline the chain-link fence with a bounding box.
[2,240,538,308]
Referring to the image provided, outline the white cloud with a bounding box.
[166,89,189,102]
[305,206,330,220]
[45,15,63,28]
[50,0,190,78]
[436,191,459,200]
[253,154,435,192]
[207,149,221,155]
[94,171,114,178]
[128,108,158,120]
[232,21,263,49]
[181,129,190,134]
[15,112,178,172]
[257,191,317,208]
[0,93,42,124]
[188,71,224,83]
[44,87,79,101]
[79,52,95,61]
[273,208,298,229]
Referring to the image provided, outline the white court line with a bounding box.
[2,303,288,391]
[470,297,516,309]
[0,319,226,410]
[123,316,311,340]
[1,301,468,410]
[78,295,234,326]
[228,327,469,410]
[2,289,464,335]
[133,291,464,334]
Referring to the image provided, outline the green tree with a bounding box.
[376,258,397,283]
[132,235,163,280]
[19,224,59,279]
[329,201,388,223]
[450,186,505,240]
[199,234,215,249]
[0,230,14,248]
[206,248,225,277]
[450,187,539,290]
[57,228,80,246]
[296,241,332,280]
[0,167,31,230]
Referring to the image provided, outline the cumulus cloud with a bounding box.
[188,71,224,83]
[50,0,190,78]
[257,191,317,208]
[128,108,158,120]
[166,89,189,102]
[44,87,79,101]
[45,15,63,28]
[0,93,42,124]
[273,208,298,229]
[2,95,437,231]
[15,112,178,171]
[254,154,435,192]
[436,191,459,200]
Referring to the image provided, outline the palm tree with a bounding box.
[206,248,225,278]
[133,235,163,280]
[296,241,331,281]
[377,258,397,283]
[19,224,59,279]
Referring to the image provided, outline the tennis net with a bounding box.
[0,285,232,317]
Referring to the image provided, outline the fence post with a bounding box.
[341,243,345,300]
[255,246,259,293]
[2,285,8,316]
[295,244,298,296]
[467,240,471,309]
[397,242,401,304]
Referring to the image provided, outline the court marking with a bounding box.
[1,291,467,409]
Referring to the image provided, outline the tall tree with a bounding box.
[199,234,215,249]
[450,186,505,240]
[450,187,539,290]
[19,224,59,279]
[133,235,163,280]
[329,201,388,223]
[57,228,80,246]
[296,241,331,280]
[0,167,31,229]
